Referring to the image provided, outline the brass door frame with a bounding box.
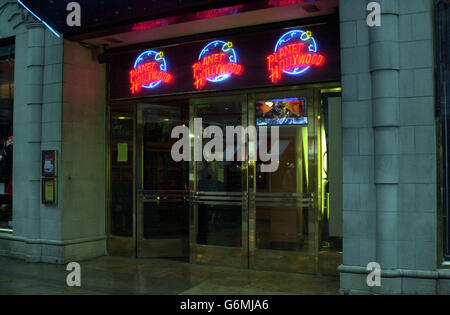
[189,95,249,268]
[136,103,189,258]
[188,89,320,272]
[107,83,341,271]
[247,89,318,273]
[317,91,343,276]
[107,105,137,257]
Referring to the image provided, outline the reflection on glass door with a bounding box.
[189,92,317,273]
[137,102,189,258]
[190,95,248,268]
[249,92,316,273]
[319,92,343,275]
[248,90,343,275]
[108,104,135,257]
[254,97,310,252]
[130,88,341,273]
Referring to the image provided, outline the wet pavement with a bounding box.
[0,256,339,295]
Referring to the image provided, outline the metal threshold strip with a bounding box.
[140,190,312,207]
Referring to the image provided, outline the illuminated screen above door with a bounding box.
[256,98,307,126]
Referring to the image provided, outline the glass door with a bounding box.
[248,90,317,273]
[133,88,338,273]
[137,102,190,258]
[189,91,317,273]
[189,95,248,268]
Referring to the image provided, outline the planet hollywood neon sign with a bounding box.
[267,30,325,83]
[129,50,174,94]
[192,40,244,89]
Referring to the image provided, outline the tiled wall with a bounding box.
[339,0,440,294]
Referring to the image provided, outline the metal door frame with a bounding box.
[188,89,319,272]
[107,105,137,257]
[189,94,249,268]
[247,88,318,273]
[136,102,189,258]
[109,84,339,272]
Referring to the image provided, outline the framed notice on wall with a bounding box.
[42,150,57,177]
[42,150,58,205]
[42,178,57,205]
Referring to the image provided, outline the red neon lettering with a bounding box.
[269,0,306,6]
[316,55,325,66]
[195,5,245,19]
[129,62,173,94]
[267,43,325,83]
[305,54,311,64]
[193,53,244,89]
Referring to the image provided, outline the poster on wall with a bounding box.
[42,178,57,205]
[42,150,57,177]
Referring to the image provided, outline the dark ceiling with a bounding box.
[19,0,314,38]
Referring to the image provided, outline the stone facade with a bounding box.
[339,0,449,294]
[0,0,106,264]
[0,0,448,294]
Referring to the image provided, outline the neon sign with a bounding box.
[192,40,244,89]
[267,30,325,83]
[129,50,174,94]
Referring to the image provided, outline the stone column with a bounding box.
[24,22,45,261]
[368,0,401,294]
[338,0,377,294]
